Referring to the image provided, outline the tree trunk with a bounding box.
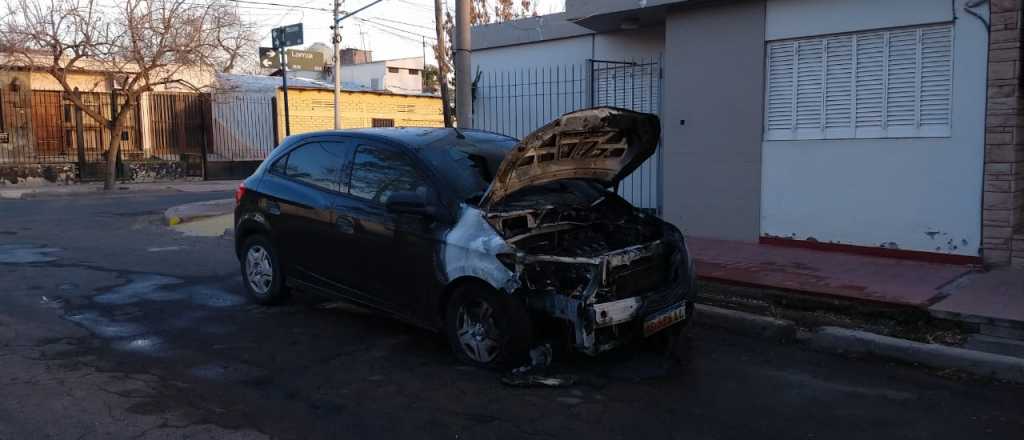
[102,103,132,190]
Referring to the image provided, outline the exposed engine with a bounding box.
[484,181,674,302]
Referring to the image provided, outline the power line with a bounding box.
[224,0,332,12]
[369,15,435,31]
[356,17,436,41]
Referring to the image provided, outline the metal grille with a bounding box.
[472,58,663,213]
[372,118,395,128]
[592,59,662,213]
[148,93,208,160]
[209,93,275,162]
[473,64,589,140]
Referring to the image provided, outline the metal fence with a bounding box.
[1,90,141,168]
[473,57,663,213]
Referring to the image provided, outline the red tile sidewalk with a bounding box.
[689,237,973,308]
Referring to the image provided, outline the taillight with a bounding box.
[235,182,246,206]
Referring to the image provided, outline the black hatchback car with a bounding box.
[234,107,697,368]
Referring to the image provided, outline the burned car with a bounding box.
[234,107,697,367]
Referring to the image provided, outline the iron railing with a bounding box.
[472,57,663,213]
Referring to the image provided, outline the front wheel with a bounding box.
[240,235,288,305]
[445,285,531,369]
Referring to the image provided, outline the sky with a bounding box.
[237,0,566,66]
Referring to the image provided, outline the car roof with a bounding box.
[286,127,517,150]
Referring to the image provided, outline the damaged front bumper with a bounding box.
[522,237,698,355]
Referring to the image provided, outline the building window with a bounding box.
[765,24,953,141]
[408,69,420,75]
[388,67,400,74]
[372,118,395,128]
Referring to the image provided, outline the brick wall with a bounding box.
[274,88,444,144]
[984,0,1024,267]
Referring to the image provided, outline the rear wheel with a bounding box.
[240,235,289,305]
[445,284,531,369]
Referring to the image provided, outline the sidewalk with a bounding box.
[0,180,241,199]
[690,236,1024,336]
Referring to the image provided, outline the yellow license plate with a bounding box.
[643,303,687,337]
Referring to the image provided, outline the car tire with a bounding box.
[240,235,289,305]
[445,284,531,369]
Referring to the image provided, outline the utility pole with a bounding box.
[332,0,384,130]
[454,0,472,128]
[434,0,453,127]
[332,0,343,130]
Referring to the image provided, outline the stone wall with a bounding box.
[0,161,201,186]
[984,0,1024,267]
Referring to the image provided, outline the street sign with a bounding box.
[259,47,280,68]
[271,23,303,49]
[283,50,324,71]
[259,48,324,71]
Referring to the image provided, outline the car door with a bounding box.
[260,141,347,286]
[346,141,446,315]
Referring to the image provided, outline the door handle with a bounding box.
[335,215,355,234]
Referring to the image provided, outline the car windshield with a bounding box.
[418,132,517,204]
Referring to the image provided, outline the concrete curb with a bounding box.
[695,302,1024,383]
[164,198,235,225]
[695,304,797,341]
[0,180,240,200]
[802,326,1024,383]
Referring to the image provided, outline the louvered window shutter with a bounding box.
[795,40,824,139]
[919,26,953,137]
[765,24,953,140]
[824,35,854,138]
[766,42,796,140]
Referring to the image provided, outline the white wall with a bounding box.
[383,58,425,94]
[342,63,385,90]
[766,0,953,41]
[473,35,594,74]
[760,0,989,255]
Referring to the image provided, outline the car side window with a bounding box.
[269,154,289,175]
[349,144,428,204]
[281,142,351,192]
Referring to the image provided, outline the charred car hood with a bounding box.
[480,107,661,209]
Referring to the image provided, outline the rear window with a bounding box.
[419,132,516,203]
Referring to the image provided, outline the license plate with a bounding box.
[643,303,687,337]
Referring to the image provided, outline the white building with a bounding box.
[472,0,1024,267]
[340,56,425,94]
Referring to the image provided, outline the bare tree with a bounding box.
[433,0,536,122]
[207,3,259,74]
[0,0,247,189]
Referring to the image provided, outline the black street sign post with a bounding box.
[271,23,303,137]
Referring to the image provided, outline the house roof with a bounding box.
[214,73,440,98]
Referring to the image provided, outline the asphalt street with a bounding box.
[0,190,1021,439]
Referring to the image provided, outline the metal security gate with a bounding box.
[591,59,662,213]
[206,93,276,180]
[472,57,662,213]
[148,93,208,177]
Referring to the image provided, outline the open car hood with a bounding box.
[480,107,661,209]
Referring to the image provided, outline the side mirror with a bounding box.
[384,188,436,217]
